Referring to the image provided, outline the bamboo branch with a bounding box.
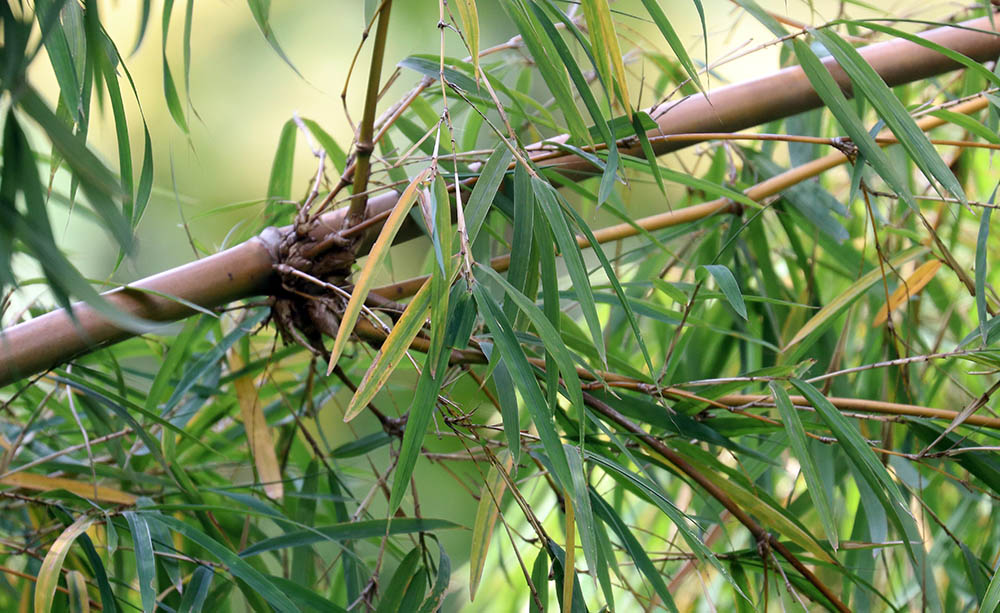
[0,14,997,387]
[344,0,394,229]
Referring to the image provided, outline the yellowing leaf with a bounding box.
[469,453,513,600]
[1,472,136,505]
[454,0,480,80]
[344,279,432,422]
[328,168,432,374]
[582,0,631,118]
[228,350,283,500]
[66,570,90,613]
[784,246,928,351]
[35,515,95,613]
[872,259,942,326]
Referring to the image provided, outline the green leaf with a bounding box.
[240,518,459,557]
[770,383,838,550]
[389,352,445,512]
[791,38,920,214]
[34,515,95,613]
[267,118,298,209]
[810,27,967,204]
[148,514,300,613]
[978,207,992,345]
[638,0,703,93]
[177,566,214,613]
[789,379,919,564]
[533,178,606,366]
[123,512,158,613]
[246,0,302,76]
[300,117,347,173]
[590,491,678,613]
[472,282,573,490]
[699,265,748,320]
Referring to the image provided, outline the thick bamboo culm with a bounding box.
[0,14,997,387]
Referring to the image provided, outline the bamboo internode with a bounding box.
[0,14,997,387]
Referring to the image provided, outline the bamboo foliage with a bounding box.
[1,2,1000,611]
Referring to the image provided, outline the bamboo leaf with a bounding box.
[638,0,703,93]
[66,570,89,613]
[388,351,446,512]
[328,168,432,374]
[246,0,302,76]
[581,0,631,117]
[35,515,95,613]
[872,259,942,327]
[784,246,928,350]
[590,491,678,613]
[771,383,838,550]
[0,472,136,505]
[147,514,301,613]
[978,191,998,344]
[124,512,157,613]
[469,454,512,599]
[177,566,214,613]
[790,379,919,564]
[346,280,432,422]
[533,178,606,366]
[240,518,459,556]
[699,265,748,320]
[228,348,283,500]
[267,118,297,215]
[465,146,513,244]
[300,117,347,173]
[472,282,573,490]
[417,546,451,613]
[791,38,920,213]
[453,0,480,78]
[811,28,967,204]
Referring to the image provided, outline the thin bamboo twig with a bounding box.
[0,15,997,387]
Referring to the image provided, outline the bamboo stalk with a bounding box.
[0,14,997,388]
[344,0,394,229]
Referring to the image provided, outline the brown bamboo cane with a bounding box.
[0,14,997,388]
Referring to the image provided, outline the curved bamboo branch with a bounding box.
[0,14,997,387]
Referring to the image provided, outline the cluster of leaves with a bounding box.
[3,0,1000,611]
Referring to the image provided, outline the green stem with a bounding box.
[345,0,394,230]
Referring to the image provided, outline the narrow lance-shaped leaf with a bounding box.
[872,259,942,327]
[453,0,480,79]
[328,168,432,374]
[35,515,96,613]
[790,379,920,565]
[124,512,158,613]
[978,188,998,344]
[472,282,573,490]
[533,178,607,366]
[147,515,300,613]
[784,245,928,351]
[810,27,967,205]
[246,0,302,76]
[699,264,748,320]
[581,0,631,118]
[770,383,838,551]
[345,280,433,422]
[469,453,513,600]
[638,0,703,93]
